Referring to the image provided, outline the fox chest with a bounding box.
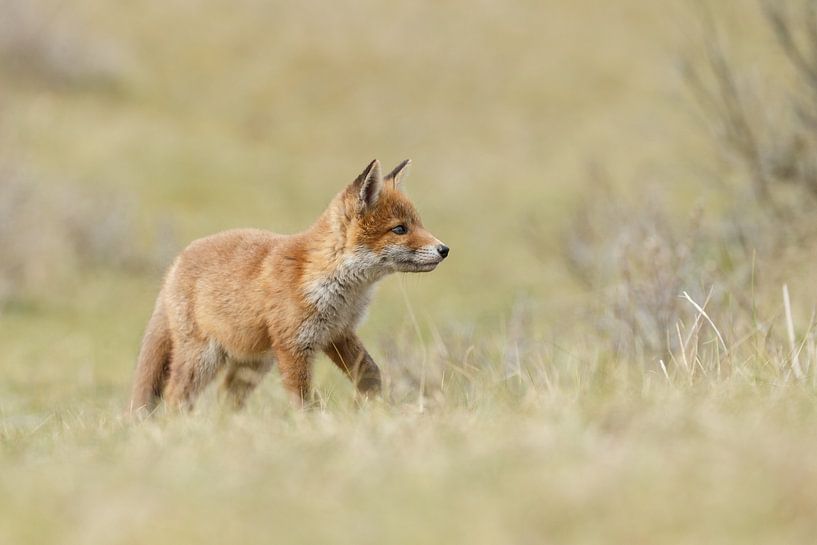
[296,280,373,351]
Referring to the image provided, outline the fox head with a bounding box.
[335,159,449,274]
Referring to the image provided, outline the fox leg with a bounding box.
[275,349,312,408]
[324,334,381,395]
[220,357,274,410]
[163,338,225,410]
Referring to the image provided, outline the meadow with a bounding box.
[3,0,817,543]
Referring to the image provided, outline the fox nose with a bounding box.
[436,244,449,259]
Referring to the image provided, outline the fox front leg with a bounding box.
[276,349,313,408]
[324,334,382,396]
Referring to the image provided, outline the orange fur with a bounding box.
[129,159,448,413]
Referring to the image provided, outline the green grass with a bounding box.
[3,1,817,543]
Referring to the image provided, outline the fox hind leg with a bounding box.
[221,357,274,410]
[163,338,226,410]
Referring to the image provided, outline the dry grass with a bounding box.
[4,320,817,545]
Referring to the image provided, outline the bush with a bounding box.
[552,1,817,364]
[683,1,817,229]
[0,163,175,307]
[0,0,127,90]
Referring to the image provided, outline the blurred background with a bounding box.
[9,1,817,544]
[1,0,815,412]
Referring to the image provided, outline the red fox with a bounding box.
[130,159,448,413]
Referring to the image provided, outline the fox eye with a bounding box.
[391,225,408,235]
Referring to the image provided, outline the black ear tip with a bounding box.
[386,159,412,181]
[358,159,381,181]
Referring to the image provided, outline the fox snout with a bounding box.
[393,237,449,273]
[423,240,450,263]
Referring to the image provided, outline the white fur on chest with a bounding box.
[297,249,384,351]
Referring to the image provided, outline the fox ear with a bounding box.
[385,159,411,189]
[352,159,383,211]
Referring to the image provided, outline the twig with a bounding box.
[681,291,728,353]
[783,284,805,380]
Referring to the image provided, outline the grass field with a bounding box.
[3,1,817,543]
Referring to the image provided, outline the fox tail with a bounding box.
[129,297,172,415]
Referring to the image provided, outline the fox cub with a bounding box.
[130,159,448,413]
